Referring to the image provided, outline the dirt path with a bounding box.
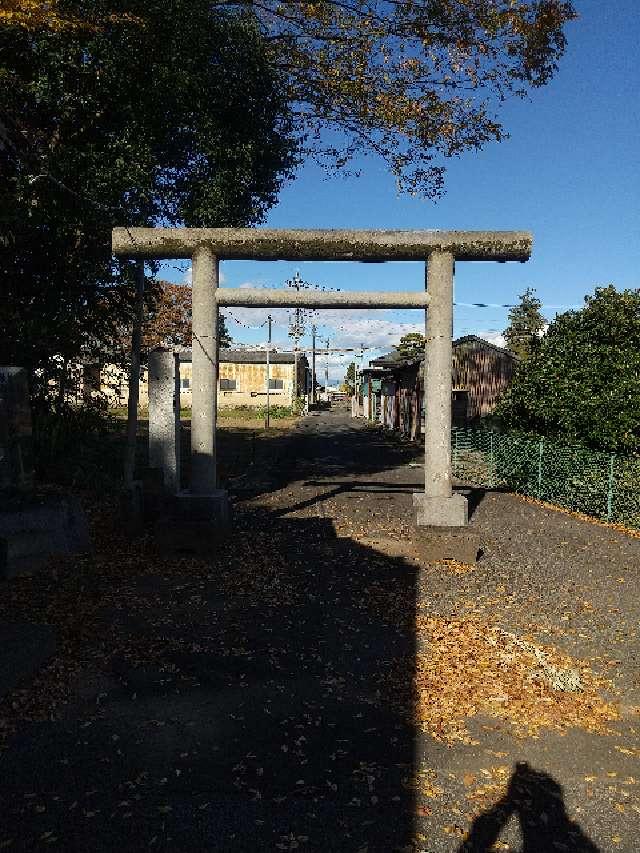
[0,409,638,851]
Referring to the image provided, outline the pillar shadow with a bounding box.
[456,485,513,520]
[183,415,425,498]
[459,762,601,853]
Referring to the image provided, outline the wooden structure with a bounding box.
[451,336,517,421]
[368,335,517,432]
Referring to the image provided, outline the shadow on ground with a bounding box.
[1,506,420,851]
[459,763,601,853]
[0,412,608,850]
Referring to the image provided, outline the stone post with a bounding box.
[191,244,218,493]
[414,252,468,526]
[148,349,181,493]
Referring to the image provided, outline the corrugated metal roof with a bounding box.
[370,335,516,369]
[453,335,517,359]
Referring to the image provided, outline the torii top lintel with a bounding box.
[111,228,532,263]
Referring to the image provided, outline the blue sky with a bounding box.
[164,0,640,382]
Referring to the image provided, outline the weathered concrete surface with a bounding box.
[0,495,90,579]
[174,488,230,526]
[148,349,181,493]
[420,251,468,525]
[158,489,231,552]
[112,227,533,262]
[190,245,219,494]
[216,286,430,308]
[413,492,469,528]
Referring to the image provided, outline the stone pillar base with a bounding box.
[174,489,231,529]
[413,492,468,527]
[153,489,231,557]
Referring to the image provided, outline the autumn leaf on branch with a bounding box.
[134,280,232,356]
[0,0,141,32]
[242,0,577,195]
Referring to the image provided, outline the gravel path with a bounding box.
[0,409,638,852]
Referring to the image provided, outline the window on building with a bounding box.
[181,377,190,390]
[268,378,284,390]
[220,378,237,391]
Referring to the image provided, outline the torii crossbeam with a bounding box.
[112,228,532,527]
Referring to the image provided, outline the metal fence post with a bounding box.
[537,438,545,499]
[607,454,616,520]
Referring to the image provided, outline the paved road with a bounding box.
[1,409,639,851]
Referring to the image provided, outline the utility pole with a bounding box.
[287,271,306,403]
[360,343,365,418]
[325,337,329,399]
[265,314,272,429]
[311,324,317,405]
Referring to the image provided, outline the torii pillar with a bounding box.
[183,244,230,527]
[413,251,467,526]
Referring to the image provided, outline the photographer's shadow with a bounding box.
[459,762,601,853]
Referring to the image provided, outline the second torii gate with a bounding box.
[112,228,532,527]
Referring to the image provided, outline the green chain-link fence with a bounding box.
[452,428,640,530]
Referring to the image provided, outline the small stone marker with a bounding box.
[0,366,90,578]
[148,349,181,493]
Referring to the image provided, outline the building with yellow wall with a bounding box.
[96,349,310,409]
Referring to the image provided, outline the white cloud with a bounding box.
[470,330,507,348]
[318,312,422,350]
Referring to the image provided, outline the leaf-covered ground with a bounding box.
[0,409,638,851]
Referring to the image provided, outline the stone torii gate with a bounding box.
[112,228,532,527]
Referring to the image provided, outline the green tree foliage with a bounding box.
[496,286,640,455]
[0,1,296,379]
[394,332,426,361]
[503,287,546,359]
[2,0,578,197]
[344,362,357,394]
[0,0,577,384]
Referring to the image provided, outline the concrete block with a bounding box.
[151,489,231,556]
[173,489,230,528]
[413,491,468,527]
[0,496,90,579]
